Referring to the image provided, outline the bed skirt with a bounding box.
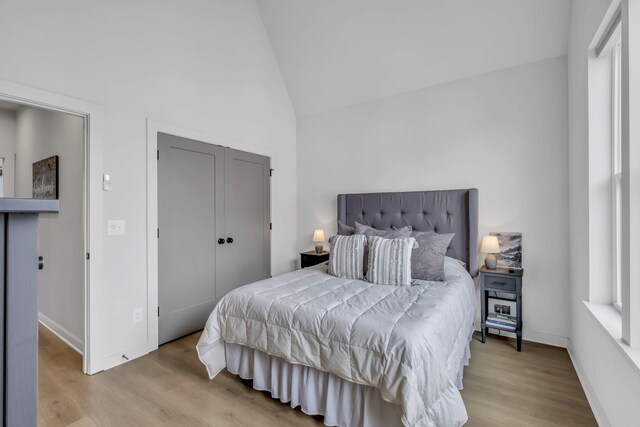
[219,319,474,427]
[223,323,473,427]
[225,343,401,427]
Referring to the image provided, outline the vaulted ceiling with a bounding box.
[255,0,571,117]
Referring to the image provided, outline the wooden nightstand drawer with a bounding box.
[484,274,517,293]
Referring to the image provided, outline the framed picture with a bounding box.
[488,298,516,317]
[490,232,522,269]
[32,155,59,200]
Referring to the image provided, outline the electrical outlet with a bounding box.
[108,220,126,236]
[133,307,144,324]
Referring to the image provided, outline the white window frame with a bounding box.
[589,0,640,349]
[611,35,623,311]
[596,17,623,311]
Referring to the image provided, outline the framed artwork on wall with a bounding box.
[32,155,59,200]
[490,231,522,269]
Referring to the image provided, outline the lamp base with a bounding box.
[484,253,497,269]
[315,243,324,254]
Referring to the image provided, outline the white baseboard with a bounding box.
[567,340,611,427]
[475,325,569,348]
[38,312,83,355]
[523,330,569,348]
[103,342,152,371]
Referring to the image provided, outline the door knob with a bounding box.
[38,256,44,270]
[218,238,225,245]
[226,237,233,244]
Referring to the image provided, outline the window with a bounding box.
[594,12,622,310]
[611,35,623,310]
[590,0,640,347]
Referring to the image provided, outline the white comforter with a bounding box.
[197,257,476,427]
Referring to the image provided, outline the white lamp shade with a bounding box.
[480,235,500,254]
[312,229,325,242]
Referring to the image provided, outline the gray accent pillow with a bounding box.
[366,236,418,286]
[354,222,412,237]
[337,221,354,236]
[354,222,413,274]
[411,231,455,281]
[328,234,367,280]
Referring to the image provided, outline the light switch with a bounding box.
[103,173,112,191]
[107,220,125,236]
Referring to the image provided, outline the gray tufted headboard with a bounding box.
[337,189,479,277]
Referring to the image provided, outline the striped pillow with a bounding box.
[328,234,367,279]
[366,235,418,286]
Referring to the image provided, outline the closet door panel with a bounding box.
[217,148,270,298]
[158,133,224,345]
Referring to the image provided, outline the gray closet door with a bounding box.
[158,133,224,345]
[216,148,271,298]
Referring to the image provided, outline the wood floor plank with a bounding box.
[39,327,597,426]
[66,417,100,427]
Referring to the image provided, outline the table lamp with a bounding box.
[313,229,325,253]
[480,235,500,269]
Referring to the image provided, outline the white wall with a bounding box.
[15,107,85,352]
[298,56,570,346]
[0,108,16,197]
[0,0,296,367]
[256,0,571,117]
[568,0,640,425]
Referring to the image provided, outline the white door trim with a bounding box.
[146,118,274,351]
[0,79,105,375]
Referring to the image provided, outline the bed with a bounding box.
[197,189,479,427]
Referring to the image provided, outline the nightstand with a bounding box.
[300,251,329,268]
[480,265,524,351]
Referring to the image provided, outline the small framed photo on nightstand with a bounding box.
[488,298,516,317]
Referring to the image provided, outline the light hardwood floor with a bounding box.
[39,326,597,427]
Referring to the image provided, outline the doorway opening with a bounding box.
[0,82,104,375]
[0,99,85,363]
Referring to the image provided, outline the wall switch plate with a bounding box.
[103,173,112,191]
[133,307,144,324]
[107,220,125,236]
